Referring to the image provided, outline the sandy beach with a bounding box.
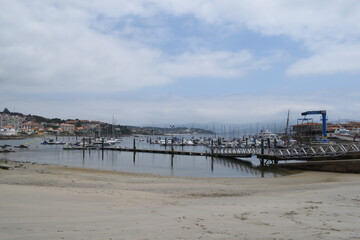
[1,160,360,240]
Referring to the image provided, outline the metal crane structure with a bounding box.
[301,110,328,143]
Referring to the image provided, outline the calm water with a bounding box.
[0,136,290,178]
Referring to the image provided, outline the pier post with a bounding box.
[267,138,270,149]
[245,138,248,147]
[274,139,277,149]
[260,157,264,166]
[211,140,214,157]
[171,154,174,169]
[171,139,174,156]
[133,138,136,150]
[261,139,264,155]
[82,138,85,159]
[101,137,104,150]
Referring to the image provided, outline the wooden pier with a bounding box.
[106,147,211,156]
[63,146,253,158]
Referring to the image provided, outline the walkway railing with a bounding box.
[213,142,360,160]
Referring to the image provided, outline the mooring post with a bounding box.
[82,138,85,154]
[267,138,270,149]
[274,139,277,149]
[245,138,248,147]
[171,138,174,156]
[101,137,104,150]
[261,139,264,155]
[211,140,214,157]
[133,138,136,150]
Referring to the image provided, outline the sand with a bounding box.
[1,160,360,240]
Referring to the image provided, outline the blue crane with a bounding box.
[301,110,328,143]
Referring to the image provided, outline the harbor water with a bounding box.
[0,136,291,178]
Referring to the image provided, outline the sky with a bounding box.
[1,0,360,126]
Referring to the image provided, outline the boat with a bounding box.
[331,128,359,141]
[41,139,66,145]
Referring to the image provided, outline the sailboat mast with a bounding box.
[285,109,290,143]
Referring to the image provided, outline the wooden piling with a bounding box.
[211,140,214,157]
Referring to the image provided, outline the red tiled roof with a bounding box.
[293,122,321,127]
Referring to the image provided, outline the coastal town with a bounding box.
[0,108,213,138]
[2,107,360,145]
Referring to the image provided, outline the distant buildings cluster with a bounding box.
[0,110,106,136]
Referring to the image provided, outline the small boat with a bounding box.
[331,128,359,141]
[41,139,65,145]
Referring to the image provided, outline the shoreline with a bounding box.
[1,160,360,239]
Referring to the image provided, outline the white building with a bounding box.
[0,126,17,136]
[0,113,24,130]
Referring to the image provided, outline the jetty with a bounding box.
[64,146,253,158]
[107,147,211,156]
[62,141,360,166]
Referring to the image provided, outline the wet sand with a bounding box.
[1,160,360,239]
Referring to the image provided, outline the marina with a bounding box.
[0,136,290,178]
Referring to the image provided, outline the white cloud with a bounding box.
[150,0,360,75]
[286,44,360,75]
[2,0,360,124]
[163,50,255,79]
[3,0,359,94]
[0,0,275,94]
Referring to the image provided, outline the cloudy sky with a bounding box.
[1,0,360,126]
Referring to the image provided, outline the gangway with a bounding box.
[212,142,360,163]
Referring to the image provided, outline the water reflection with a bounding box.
[211,157,285,177]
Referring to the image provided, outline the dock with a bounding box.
[106,147,211,156]
[63,142,360,167]
[63,146,253,158]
